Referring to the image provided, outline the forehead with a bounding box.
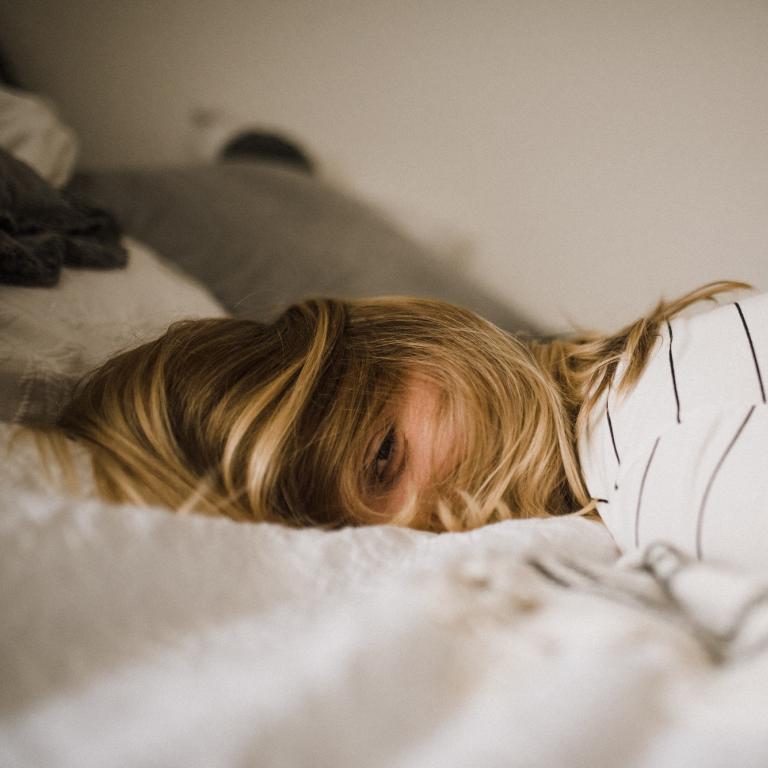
[400,376,440,412]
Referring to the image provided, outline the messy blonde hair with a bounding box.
[44,280,750,531]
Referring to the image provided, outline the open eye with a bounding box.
[375,427,396,474]
[369,426,404,486]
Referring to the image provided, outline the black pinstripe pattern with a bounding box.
[606,392,621,491]
[634,436,661,547]
[606,382,621,467]
[735,302,766,404]
[695,405,756,560]
[666,321,681,424]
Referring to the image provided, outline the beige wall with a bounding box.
[3,0,767,333]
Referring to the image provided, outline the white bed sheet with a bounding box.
[3,480,768,768]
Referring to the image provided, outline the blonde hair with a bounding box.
[44,280,750,531]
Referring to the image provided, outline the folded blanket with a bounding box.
[0,148,126,287]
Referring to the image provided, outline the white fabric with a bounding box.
[0,422,95,499]
[0,85,78,187]
[578,290,768,571]
[0,236,228,423]
[5,472,768,767]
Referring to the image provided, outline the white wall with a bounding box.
[3,0,767,333]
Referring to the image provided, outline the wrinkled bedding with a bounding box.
[3,479,768,768]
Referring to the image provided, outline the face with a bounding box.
[361,376,457,521]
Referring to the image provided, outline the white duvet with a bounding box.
[3,476,768,768]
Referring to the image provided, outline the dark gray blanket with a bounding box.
[0,149,126,287]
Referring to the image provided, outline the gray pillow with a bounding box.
[68,162,538,334]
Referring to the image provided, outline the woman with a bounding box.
[37,279,768,565]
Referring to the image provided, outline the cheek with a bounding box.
[362,477,418,525]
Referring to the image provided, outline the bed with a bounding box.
[3,82,768,768]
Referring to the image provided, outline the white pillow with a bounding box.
[0,237,228,425]
[0,85,79,188]
[577,290,768,572]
